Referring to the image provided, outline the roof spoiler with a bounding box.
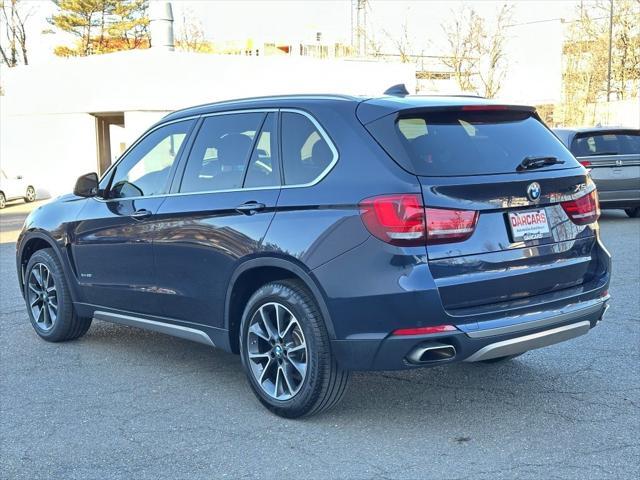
[383,84,410,97]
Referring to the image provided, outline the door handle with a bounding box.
[235,201,266,215]
[131,209,152,220]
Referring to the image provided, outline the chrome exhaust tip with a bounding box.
[406,342,456,364]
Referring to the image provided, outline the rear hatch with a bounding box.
[362,104,605,312]
[569,129,640,194]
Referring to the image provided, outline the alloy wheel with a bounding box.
[246,302,308,400]
[0,193,5,209]
[27,263,58,331]
[26,187,36,202]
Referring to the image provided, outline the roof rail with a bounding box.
[383,84,410,97]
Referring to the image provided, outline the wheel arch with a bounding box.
[18,232,76,301]
[224,256,336,354]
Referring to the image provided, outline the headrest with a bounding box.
[217,133,253,165]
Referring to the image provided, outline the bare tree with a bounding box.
[386,18,414,63]
[175,9,212,53]
[0,0,31,66]
[366,34,383,58]
[477,5,514,98]
[560,0,639,125]
[440,7,481,92]
[441,5,513,97]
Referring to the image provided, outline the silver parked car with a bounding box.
[0,169,37,209]
[554,127,640,218]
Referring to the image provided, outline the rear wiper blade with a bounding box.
[517,156,565,171]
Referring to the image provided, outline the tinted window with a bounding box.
[367,110,579,176]
[180,113,264,193]
[622,133,640,153]
[281,112,335,185]
[571,131,640,156]
[244,113,280,188]
[105,120,194,198]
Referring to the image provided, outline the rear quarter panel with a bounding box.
[262,101,423,269]
[262,102,438,340]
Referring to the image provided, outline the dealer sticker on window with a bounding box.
[508,208,551,241]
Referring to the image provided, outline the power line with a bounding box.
[505,11,639,28]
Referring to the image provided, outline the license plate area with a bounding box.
[507,208,551,241]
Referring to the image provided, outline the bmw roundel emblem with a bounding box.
[527,182,541,202]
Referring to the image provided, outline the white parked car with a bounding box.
[0,169,36,209]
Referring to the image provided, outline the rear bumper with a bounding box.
[331,295,609,370]
[464,320,590,362]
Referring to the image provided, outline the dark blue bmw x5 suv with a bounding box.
[17,92,611,417]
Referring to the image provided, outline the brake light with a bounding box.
[359,194,426,246]
[359,195,479,246]
[561,189,600,225]
[579,160,591,167]
[425,208,479,244]
[393,324,457,336]
[461,105,508,111]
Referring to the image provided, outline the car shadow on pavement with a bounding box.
[76,319,598,426]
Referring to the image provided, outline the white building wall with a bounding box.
[123,111,171,146]
[1,51,415,197]
[1,112,96,197]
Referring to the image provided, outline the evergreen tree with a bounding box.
[50,0,149,56]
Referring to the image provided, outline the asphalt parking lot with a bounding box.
[1,201,638,480]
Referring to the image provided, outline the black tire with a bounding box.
[0,192,6,209]
[24,248,92,342]
[24,186,36,203]
[479,353,524,364]
[239,280,349,418]
[624,207,640,218]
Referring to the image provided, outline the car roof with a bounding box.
[162,94,363,122]
[554,126,637,134]
[161,93,535,125]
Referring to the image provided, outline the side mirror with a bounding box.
[74,172,99,197]
[16,175,23,180]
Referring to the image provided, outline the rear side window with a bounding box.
[366,110,579,176]
[571,131,640,156]
[180,113,264,193]
[281,112,336,185]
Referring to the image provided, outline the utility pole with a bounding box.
[606,0,613,102]
[353,0,367,57]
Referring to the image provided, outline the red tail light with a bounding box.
[393,324,457,336]
[359,194,426,246]
[425,208,479,244]
[359,195,478,246]
[579,160,591,167]
[561,189,600,225]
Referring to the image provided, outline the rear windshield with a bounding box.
[366,110,579,176]
[570,131,640,156]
